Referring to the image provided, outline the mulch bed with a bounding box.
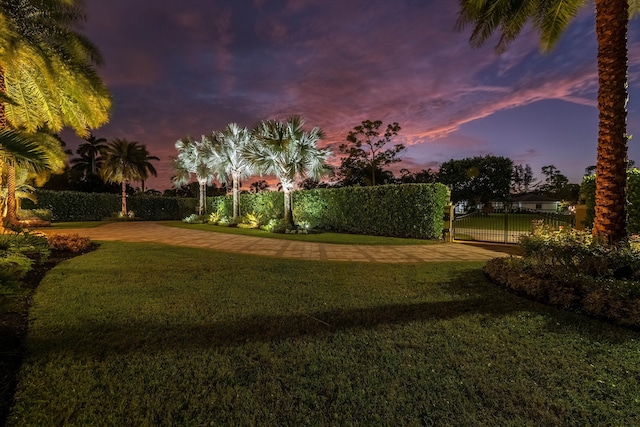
[0,245,97,426]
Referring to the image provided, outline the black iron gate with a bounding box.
[452,210,575,244]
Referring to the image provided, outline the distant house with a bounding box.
[511,194,560,213]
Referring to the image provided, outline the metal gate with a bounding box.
[452,210,575,244]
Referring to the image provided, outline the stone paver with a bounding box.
[46,222,513,263]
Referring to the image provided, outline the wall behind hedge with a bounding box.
[581,169,640,234]
[24,190,197,221]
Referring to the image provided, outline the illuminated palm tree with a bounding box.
[100,139,150,216]
[246,116,332,228]
[457,0,638,243]
[0,1,111,225]
[173,136,219,215]
[208,123,255,223]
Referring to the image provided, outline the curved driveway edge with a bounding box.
[46,222,511,263]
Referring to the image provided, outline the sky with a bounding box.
[62,0,640,191]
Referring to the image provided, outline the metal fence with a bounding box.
[452,210,575,244]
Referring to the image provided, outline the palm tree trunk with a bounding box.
[232,173,240,223]
[0,67,7,231]
[121,180,127,216]
[593,0,629,244]
[198,181,205,215]
[6,160,17,226]
[283,186,294,229]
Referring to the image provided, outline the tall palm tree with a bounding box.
[0,0,110,225]
[208,123,255,223]
[173,136,219,215]
[100,139,150,216]
[136,144,159,193]
[246,116,332,228]
[72,133,107,177]
[457,0,638,243]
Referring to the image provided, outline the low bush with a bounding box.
[46,234,93,253]
[484,223,640,328]
[18,209,52,221]
[182,214,207,224]
[0,232,50,292]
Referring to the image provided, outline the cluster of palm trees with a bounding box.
[70,135,158,216]
[173,116,332,227]
[0,0,111,227]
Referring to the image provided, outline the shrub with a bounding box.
[485,223,640,328]
[46,233,93,253]
[182,214,207,224]
[18,209,52,221]
[0,232,50,263]
[0,252,33,289]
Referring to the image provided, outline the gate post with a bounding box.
[504,206,509,244]
[443,204,454,242]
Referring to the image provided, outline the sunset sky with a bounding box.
[64,0,640,191]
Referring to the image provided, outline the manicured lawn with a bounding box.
[8,242,640,425]
[167,221,439,245]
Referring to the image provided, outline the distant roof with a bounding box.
[513,194,558,202]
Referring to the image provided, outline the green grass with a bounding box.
[166,221,438,245]
[8,242,640,426]
[455,213,571,231]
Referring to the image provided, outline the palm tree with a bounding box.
[136,144,159,193]
[208,123,255,223]
[0,0,110,225]
[100,139,150,216]
[457,0,638,243]
[72,134,107,177]
[246,116,332,228]
[173,136,219,215]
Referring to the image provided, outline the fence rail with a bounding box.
[452,210,575,244]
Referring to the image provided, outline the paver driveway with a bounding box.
[46,222,513,263]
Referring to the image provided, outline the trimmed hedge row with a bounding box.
[27,184,449,239]
[581,169,640,234]
[210,184,449,239]
[294,184,449,239]
[24,190,197,221]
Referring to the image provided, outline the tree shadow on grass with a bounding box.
[26,270,638,358]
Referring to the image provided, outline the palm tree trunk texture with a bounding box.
[199,181,205,215]
[593,0,629,243]
[121,180,127,216]
[283,187,293,228]
[0,67,8,230]
[6,160,17,225]
[233,173,240,223]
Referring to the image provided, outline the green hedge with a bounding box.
[24,190,197,221]
[208,184,448,239]
[581,169,640,234]
[294,184,449,239]
[27,184,449,239]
